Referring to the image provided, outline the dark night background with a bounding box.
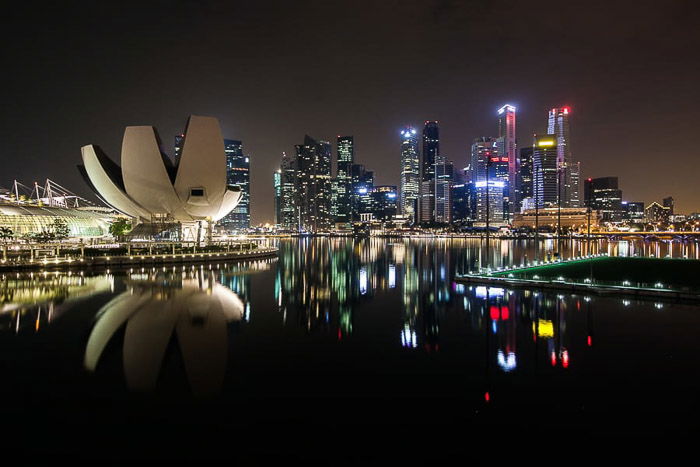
[2,0,699,223]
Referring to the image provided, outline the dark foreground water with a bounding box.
[1,238,699,462]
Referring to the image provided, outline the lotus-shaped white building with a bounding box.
[78,115,241,238]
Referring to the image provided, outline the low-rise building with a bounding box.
[512,207,598,231]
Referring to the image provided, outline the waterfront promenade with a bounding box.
[456,254,700,301]
[0,240,278,271]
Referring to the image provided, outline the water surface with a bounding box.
[1,238,698,462]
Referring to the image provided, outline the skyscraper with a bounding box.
[532,134,559,208]
[420,121,439,223]
[221,139,250,230]
[517,146,534,211]
[497,104,517,212]
[475,179,504,223]
[367,185,398,221]
[569,160,581,208]
[434,156,453,224]
[335,136,354,224]
[623,201,645,221]
[279,152,298,230]
[352,163,374,218]
[470,137,498,183]
[547,107,581,207]
[399,127,420,222]
[295,135,332,232]
[585,177,623,222]
[663,196,674,216]
[451,181,475,224]
[330,179,339,221]
[173,134,184,166]
[273,169,282,226]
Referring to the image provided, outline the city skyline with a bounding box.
[2,1,699,223]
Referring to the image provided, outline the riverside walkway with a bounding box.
[0,245,278,271]
[456,254,700,302]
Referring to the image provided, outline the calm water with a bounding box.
[1,238,699,462]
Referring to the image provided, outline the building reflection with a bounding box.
[0,272,112,334]
[276,238,467,350]
[82,265,265,397]
[458,284,584,378]
[273,237,605,376]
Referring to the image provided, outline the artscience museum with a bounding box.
[78,115,242,241]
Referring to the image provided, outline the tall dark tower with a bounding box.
[221,139,250,230]
[295,135,332,232]
[420,121,439,223]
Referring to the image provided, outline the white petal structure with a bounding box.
[78,115,242,224]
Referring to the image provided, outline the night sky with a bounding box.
[3,0,699,223]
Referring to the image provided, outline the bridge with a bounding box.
[595,231,700,241]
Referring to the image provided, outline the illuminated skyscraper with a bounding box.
[279,152,297,230]
[517,146,534,211]
[399,126,420,222]
[497,104,517,212]
[569,160,581,208]
[420,121,439,223]
[352,163,373,218]
[221,139,250,230]
[273,169,281,226]
[532,134,559,208]
[548,107,581,207]
[470,137,497,183]
[295,135,332,232]
[335,136,354,224]
[585,177,623,222]
[434,156,453,223]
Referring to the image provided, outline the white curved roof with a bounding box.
[121,126,191,220]
[175,116,227,219]
[80,145,151,220]
[79,115,241,223]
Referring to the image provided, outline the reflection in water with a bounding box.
[0,272,112,333]
[274,238,588,360]
[1,238,697,403]
[272,238,693,385]
[83,262,270,396]
[4,237,700,462]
